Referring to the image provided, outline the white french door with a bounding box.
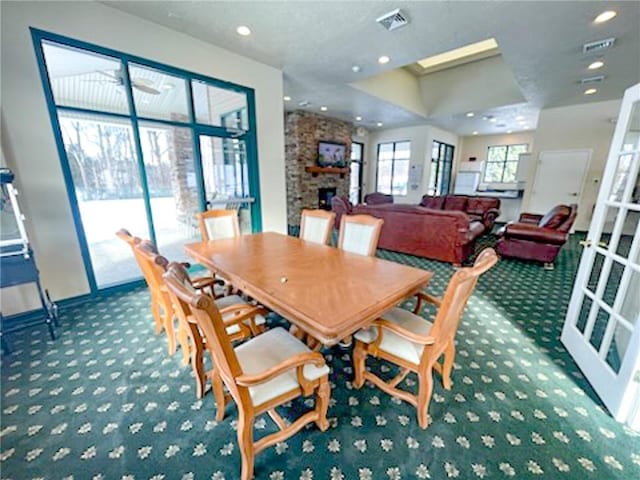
[561,83,640,429]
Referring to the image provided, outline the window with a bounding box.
[376,141,411,195]
[349,142,364,204]
[484,144,528,183]
[428,141,455,195]
[33,30,260,291]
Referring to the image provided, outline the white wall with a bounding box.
[457,131,536,222]
[364,124,459,205]
[1,1,286,312]
[524,99,621,231]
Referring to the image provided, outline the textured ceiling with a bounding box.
[102,1,640,135]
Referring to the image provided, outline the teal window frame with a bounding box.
[30,28,262,294]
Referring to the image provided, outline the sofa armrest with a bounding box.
[518,212,543,224]
[503,223,568,245]
[482,208,501,229]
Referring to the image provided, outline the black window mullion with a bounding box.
[120,57,157,245]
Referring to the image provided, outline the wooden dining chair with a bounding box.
[337,214,384,257]
[162,261,268,399]
[163,263,331,480]
[353,248,498,429]
[299,209,336,245]
[196,209,240,241]
[116,229,164,335]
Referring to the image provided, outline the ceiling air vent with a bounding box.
[376,9,409,31]
[581,75,606,85]
[583,37,615,55]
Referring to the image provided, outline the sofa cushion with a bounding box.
[467,197,498,215]
[419,195,445,210]
[538,205,571,229]
[444,196,468,211]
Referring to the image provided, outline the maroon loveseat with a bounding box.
[351,203,485,264]
[420,194,501,233]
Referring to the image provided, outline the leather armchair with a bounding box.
[364,192,394,205]
[496,204,577,268]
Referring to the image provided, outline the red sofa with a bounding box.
[419,194,501,233]
[351,203,485,264]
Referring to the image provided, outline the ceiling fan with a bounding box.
[92,69,161,95]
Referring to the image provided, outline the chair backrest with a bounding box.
[196,209,240,241]
[330,195,353,230]
[135,240,169,296]
[364,192,394,205]
[427,248,498,356]
[299,209,336,245]
[537,204,577,231]
[337,214,384,257]
[116,228,151,284]
[163,263,245,401]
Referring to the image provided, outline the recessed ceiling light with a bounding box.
[378,55,390,64]
[160,83,175,91]
[376,122,384,127]
[236,25,252,36]
[507,130,512,134]
[523,125,530,130]
[482,115,492,121]
[516,115,525,121]
[472,131,479,135]
[489,118,497,123]
[283,96,291,101]
[352,65,361,73]
[588,60,604,70]
[466,112,475,117]
[355,116,362,121]
[594,10,617,24]
[584,88,598,95]
[320,106,328,111]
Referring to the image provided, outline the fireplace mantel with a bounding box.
[305,166,349,178]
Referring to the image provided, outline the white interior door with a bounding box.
[561,83,640,429]
[529,149,591,215]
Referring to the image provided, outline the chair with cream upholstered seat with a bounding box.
[196,209,240,242]
[353,248,498,429]
[163,263,331,480]
[161,261,267,399]
[337,214,384,257]
[299,209,336,245]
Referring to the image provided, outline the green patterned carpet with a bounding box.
[2,234,639,479]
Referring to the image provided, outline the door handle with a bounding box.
[570,192,579,196]
[579,240,592,248]
[598,241,608,248]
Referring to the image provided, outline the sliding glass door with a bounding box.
[33,29,260,291]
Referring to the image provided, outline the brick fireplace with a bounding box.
[284,110,352,227]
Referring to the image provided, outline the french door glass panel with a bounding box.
[58,111,149,287]
[192,80,248,129]
[561,86,640,426]
[129,64,189,122]
[200,135,252,234]
[349,142,363,204]
[43,42,130,115]
[139,122,200,262]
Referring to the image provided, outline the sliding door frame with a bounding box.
[31,28,262,294]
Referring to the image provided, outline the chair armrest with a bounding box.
[191,276,223,289]
[413,291,442,314]
[482,208,501,226]
[236,351,326,387]
[503,223,568,245]
[374,318,436,345]
[219,304,268,336]
[518,213,542,224]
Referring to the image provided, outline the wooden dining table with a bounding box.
[185,232,433,346]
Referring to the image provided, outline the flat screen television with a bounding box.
[317,141,347,167]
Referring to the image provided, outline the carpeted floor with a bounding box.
[1,234,639,479]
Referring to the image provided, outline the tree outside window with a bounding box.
[376,141,411,195]
[484,144,528,183]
